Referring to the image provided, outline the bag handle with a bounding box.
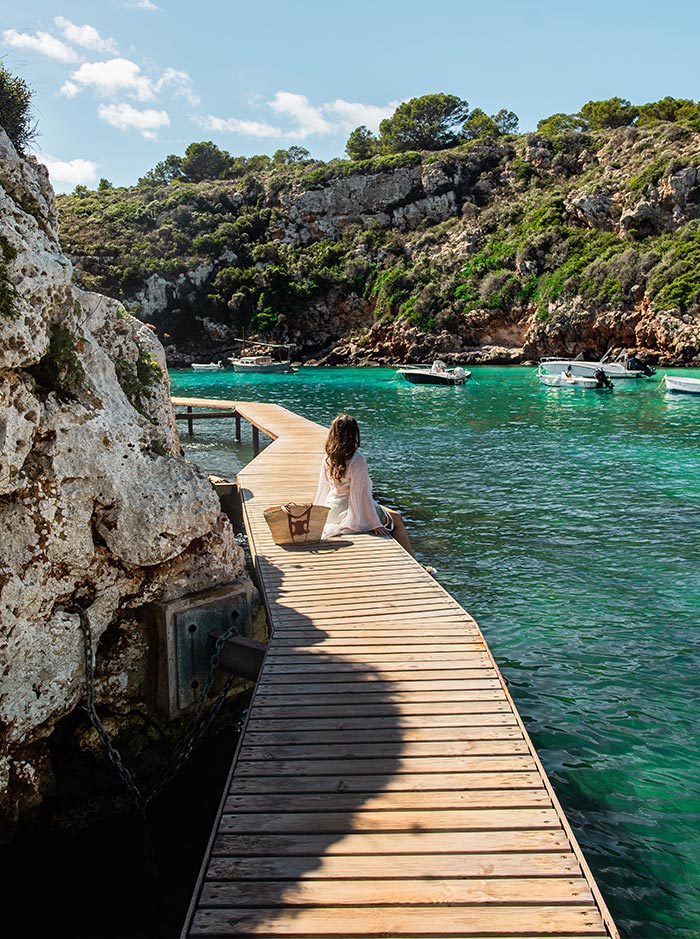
[282,503,313,539]
[282,502,313,518]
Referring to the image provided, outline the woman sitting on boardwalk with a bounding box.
[314,413,415,556]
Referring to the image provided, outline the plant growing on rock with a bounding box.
[0,63,36,153]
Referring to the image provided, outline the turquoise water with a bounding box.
[170,365,700,939]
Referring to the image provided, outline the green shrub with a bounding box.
[0,235,18,319]
[114,345,163,413]
[0,64,35,153]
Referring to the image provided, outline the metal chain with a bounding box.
[77,606,241,812]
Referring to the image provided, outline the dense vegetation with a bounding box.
[0,63,35,153]
[54,93,700,360]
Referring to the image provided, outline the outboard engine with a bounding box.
[594,368,614,389]
[627,354,656,376]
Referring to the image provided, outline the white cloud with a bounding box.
[54,16,118,54]
[2,28,78,63]
[268,91,333,138]
[197,91,399,143]
[98,102,170,139]
[323,98,398,132]
[194,114,283,138]
[37,153,98,186]
[156,67,200,107]
[60,58,154,101]
[123,0,161,10]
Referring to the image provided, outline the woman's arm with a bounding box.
[347,452,385,532]
[314,459,330,505]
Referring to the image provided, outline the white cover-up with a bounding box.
[314,450,384,539]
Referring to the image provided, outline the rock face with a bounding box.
[0,129,245,833]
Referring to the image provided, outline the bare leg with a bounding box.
[384,508,415,557]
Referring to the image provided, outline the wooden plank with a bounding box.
[237,740,529,761]
[211,829,572,856]
[261,656,493,672]
[189,905,606,936]
[235,756,538,776]
[247,701,514,718]
[205,852,583,881]
[222,790,553,813]
[245,712,518,730]
[229,771,544,794]
[242,725,521,744]
[254,679,502,694]
[252,690,508,707]
[218,808,562,834]
[199,877,595,907]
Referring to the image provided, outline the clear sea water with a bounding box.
[170,364,700,939]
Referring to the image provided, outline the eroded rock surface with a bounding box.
[0,129,246,832]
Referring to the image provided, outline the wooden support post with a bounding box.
[187,406,194,437]
[252,426,259,456]
[235,414,241,443]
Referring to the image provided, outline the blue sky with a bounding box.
[3,0,700,193]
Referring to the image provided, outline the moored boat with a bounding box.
[228,338,295,373]
[229,354,294,373]
[397,360,471,386]
[665,374,700,395]
[191,361,224,371]
[539,371,599,389]
[539,350,655,380]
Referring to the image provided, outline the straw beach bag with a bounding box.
[263,502,330,545]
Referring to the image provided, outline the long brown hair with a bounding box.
[325,413,360,481]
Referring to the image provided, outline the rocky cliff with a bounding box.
[0,128,245,834]
[56,125,700,367]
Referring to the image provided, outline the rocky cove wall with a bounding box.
[0,129,248,835]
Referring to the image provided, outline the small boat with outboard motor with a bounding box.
[191,361,224,371]
[397,360,471,386]
[665,374,700,395]
[538,364,614,389]
[539,349,656,380]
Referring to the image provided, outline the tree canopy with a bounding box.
[378,93,470,152]
[345,125,379,161]
[579,97,638,130]
[0,64,35,153]
[181,141,233,182]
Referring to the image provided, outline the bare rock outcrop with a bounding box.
[0,128,245,832]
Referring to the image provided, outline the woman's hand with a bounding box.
[370,526,391,536]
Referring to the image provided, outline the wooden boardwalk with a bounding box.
[177,398,618,939]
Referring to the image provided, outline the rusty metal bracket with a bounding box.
[211,632,267,681]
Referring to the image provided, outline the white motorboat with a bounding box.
[229,354,294,373]
[191,361,224,371]
[539,350,655,380]
[539,370,599,389]
[228,337,295,373]
[537,364,614,389]
[397,361,471,386]
[665,374,700,395]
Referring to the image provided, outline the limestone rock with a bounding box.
[0,126,247,830]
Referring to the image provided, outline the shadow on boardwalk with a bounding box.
[184,546,406,936]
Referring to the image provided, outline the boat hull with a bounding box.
[539,373,600,388]
[398,369,468,385]
[665,375,700,395]
[191,364,224,371]
[539,358,641,379]
[231,360,293,373]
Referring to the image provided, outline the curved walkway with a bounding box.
[179,399,618,939]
